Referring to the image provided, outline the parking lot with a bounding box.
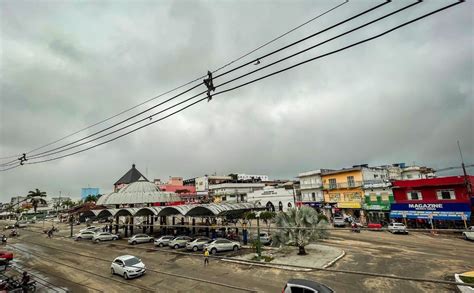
[2,220,473,292]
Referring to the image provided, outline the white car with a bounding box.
[93,232,119,243]
[79,226,100,233]
[462,231,474,241]
[387,223,408,234]
[128,234,154,245]
[110,255,146,279]
[154,236,175,247]
[74,231,96,241]
[186,237,212,252]
[203,238,240,254]
[168,236,193,249]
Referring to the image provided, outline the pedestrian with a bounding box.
[204,248,209,266]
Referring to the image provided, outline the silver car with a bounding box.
[203,238,241,254]
[93,232,119,243]
[169,236,193,249]
[154,236,175,247]
[74,231,96,241]
[79,226,100,233]
[128,234,154,245]
[255,232,272,245]
[186,237,212,252]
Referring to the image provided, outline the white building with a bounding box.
[401,166,436,180]
[298,170,324,203]
[195,175,232,195]
[246,186,295,212]
[237,174,269,182]
[208,183,265,203]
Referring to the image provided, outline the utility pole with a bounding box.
[458,141,472,194]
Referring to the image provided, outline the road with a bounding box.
[2,221,473,292]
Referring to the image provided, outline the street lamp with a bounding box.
[255,211,262,260]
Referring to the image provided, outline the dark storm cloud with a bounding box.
[0,0,472,200]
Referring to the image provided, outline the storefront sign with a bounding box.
[337,202,361,209]
[390,203,471,220]
[363,203,390,211]
[300,202,323,208]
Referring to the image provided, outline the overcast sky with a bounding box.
[0,0,472,201]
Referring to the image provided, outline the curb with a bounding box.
[221,258,313,272]
[322,250,345,268]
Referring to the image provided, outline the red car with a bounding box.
[367,223,382,231]
[0,251,13,261]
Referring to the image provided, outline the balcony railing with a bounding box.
[323,181,363,190]
[299,183,323,190]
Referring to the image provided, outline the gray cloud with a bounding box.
[1,0,472,200]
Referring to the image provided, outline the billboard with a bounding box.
[81,188,100,199]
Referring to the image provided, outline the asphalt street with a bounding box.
[2,221,473,292]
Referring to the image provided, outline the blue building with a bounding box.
[81,188,100,200]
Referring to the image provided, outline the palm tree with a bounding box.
[27,188,47,213]
[85,194,97,203]
[259,211,276,233]
[273,206,328,255]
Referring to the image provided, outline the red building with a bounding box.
[390,176,473,228]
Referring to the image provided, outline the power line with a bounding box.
[16,1,462,167]
[0,0,374,167]
[0,1,348,162]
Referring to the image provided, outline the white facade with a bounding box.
[401,166,436,180]
[237,174,269,181]
[298,170,324,202]
[247,186,295,212]
[195,175,232,194]
[209,183,265,203]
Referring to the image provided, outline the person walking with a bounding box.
[204,248,209,266]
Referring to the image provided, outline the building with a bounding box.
[195,175,232,196]
[155,177,198,203]
[209,182,265,203]
[390,176,473,228]
[114,164,148,192]
[401,165,436,180]
[297,170,325,210]
[247,186,296,212]
[81,188,100,200]
[236,174,269,182]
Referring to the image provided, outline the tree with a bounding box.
[273,206,328,255]
[259,211,276,233]
[243,211,256,228]
[62,199,75,209]
[85,194,98,203]
[27,188,47,213]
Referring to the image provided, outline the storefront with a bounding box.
[363,203,390,224]
[390,203,471,228]
[337,202,363,222]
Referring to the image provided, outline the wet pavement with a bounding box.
[2,220,473,292]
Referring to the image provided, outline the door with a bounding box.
[113,259,124,275]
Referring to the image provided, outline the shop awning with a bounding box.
[337,202,361,209]
[390,210,471,221]
[390,203,471,221]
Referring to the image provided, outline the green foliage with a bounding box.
[244,211,256,220]
[27,188,47,213]
[317,213,329,223]
[259,211,276,221]
[85,194,98,202]
[273,206,329,255]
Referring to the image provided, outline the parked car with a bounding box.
[333,217,346,227]
[283,279,334,293]
[462,231,474,241]
[169,236,193,249]
[186,237,212,252]
[14,221,27,228]
[203,238,240,254]
[128,234,154,245]
[3,225,15,230]
[154,235,175,247]
[387,223,408,234]
[93,232,119,243]
[74,231,96,241]
[79,226,100,233]
[110,255,146,279]
[367,223,382,231]
[254,232,272,245]
[0,251,13,261]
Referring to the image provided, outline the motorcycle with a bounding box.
[351,223,361,233]
[0,277,36,292]
[9,230,19,237]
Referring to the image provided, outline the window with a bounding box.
[329,178,337,189]
[347,176,355,187]
[381,194,390,202]
[374,174,378,178]
[407,191,422,200]
[436,190,455,200]
[311,193,316,201]
[369,193,377,202]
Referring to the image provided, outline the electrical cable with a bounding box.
[0,0,348,162]
[0,0,379,166]
[17,1,462,167]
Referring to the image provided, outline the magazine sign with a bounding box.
[390,203,471,220]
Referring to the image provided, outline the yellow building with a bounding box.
[322,167,365,221]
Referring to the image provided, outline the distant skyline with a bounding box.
[1,1,472,200]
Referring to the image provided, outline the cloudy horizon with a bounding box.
[1,0,472,200]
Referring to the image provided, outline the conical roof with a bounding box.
[114,164,148,185]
